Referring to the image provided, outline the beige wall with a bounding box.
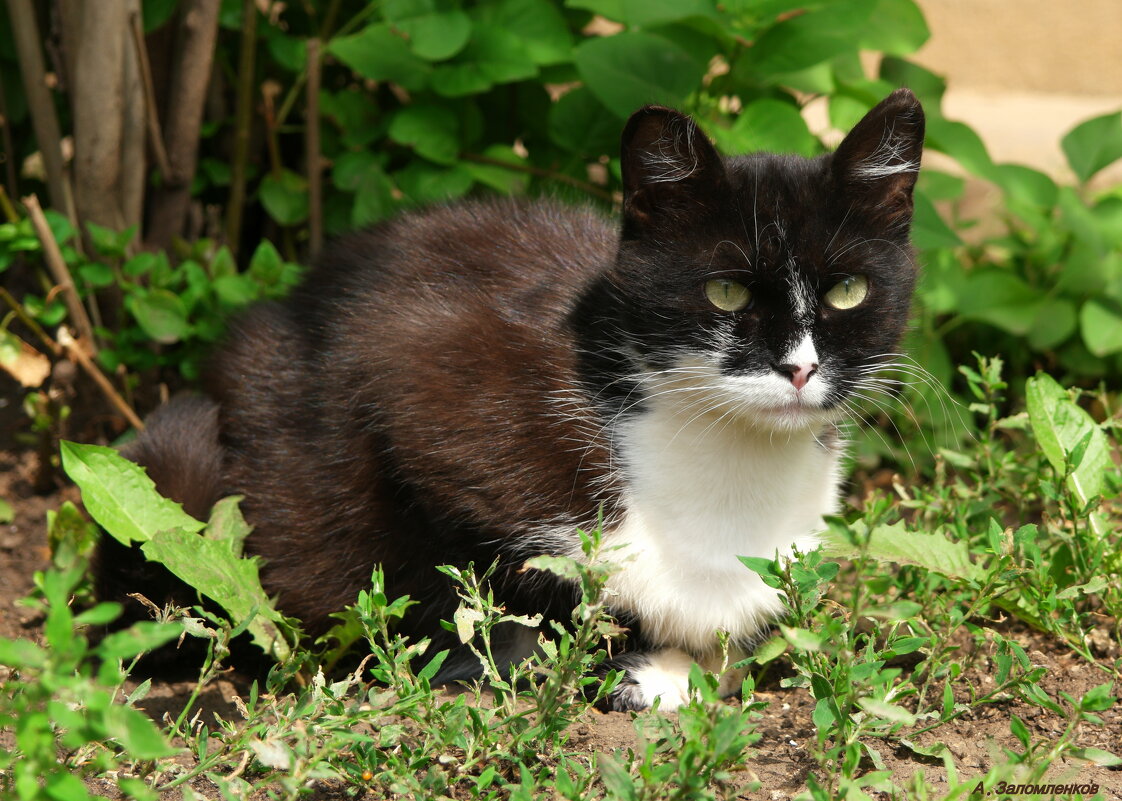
[913,0,1122,97]
[909,0,1122,182]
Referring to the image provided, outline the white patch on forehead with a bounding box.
[783,332,819,366]
[789,278,815,318]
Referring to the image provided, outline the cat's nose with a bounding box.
[773,362,818,391]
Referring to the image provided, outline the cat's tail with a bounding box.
[92,394,226,659]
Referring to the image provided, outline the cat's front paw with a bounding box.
[598,648,744,712]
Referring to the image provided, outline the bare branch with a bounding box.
[224,0,259,253]
[306,37,323,261]
[72,0,127,232]
[146,0,221,249]
[5,0,78,224]
[58,327,145,431]
[128,9,172,179]
[23,193,97,352]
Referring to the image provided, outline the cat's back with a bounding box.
[292,197,617,332]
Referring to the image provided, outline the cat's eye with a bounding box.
[704,279,752,312]
[823,275,869,310]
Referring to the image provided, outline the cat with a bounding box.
[96,89,924,711]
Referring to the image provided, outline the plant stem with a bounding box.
[23,193,97,350]
[306,38,323,261]
[4,0,79,226]
[129,10,173,180]
[225,0,258,254]
[462,153,615,202]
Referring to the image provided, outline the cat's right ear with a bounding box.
[832,88,925,228]
[621,106,726,233]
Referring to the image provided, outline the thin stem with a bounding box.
[4,0,78,226]
[23,193,97,350]
[459,152,614,202]
[57,327,145,430]
[225,0,258,253]
[129,11,173,180]
[0,286,62,356]
[306,37,323,260]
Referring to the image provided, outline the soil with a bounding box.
[2,446,1120,800]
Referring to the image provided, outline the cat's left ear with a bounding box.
[832,88,925,226]
[621,106,727,233]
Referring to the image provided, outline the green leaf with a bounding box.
[103,703,178,759]
[1025,372,1111,502]
[955,270,1044,336]
[739,0,876,77]
[574,31,705,117]
[548,87,619,156]
[708,98,818,157]
[213,274,257,307]
[125,288,191,344]
[597,754,637,801]
[779,625,823,651]
[141,529,290,659]
[1068,747,1122,767]
[393,9,472,60]
[1061,111,1122,183]
[248,240,285,286]
[85,222,136,258]
[394,161,474,205]
[259,169,309,226]
[475,0,573,65]
[352,163,397,227]
[205,496,252,552]
[0,637,47,668]
[926,117,995,179]
[73,601,123,626]
[327,23,431,90]
[77,261,116,289]
[820,521,985,582]
[0,497,12,524]
[265,32,306,72]
[43,772,90,801]
[859,0,929,55]
[1028,298,1077,350]
[993,163,1058,209]
[98,621,183,661]
[911,189,963,250]
[750,635,787,664]
[857,696,916,725]
[1079,298,1122,356]
[60,441,205,546]
[430,24,538,97]
[577,0,717,25]
[464,145,530,195]
[388,105,460,165]
[142,0,179,32]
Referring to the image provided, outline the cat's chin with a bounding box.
[745,402,839,433]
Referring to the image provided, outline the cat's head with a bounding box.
[603,89,924,433]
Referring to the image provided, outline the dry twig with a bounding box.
[23,194,97,351]
[306,38,323,260]
[5,0,78,224]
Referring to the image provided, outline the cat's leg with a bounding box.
[599,646,747,712]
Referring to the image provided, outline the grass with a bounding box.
[0,356,1119,800]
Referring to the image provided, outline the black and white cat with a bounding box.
[98,89,924,711]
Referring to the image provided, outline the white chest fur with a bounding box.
[596,400,842,653]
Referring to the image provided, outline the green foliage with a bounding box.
[0,567,181,801]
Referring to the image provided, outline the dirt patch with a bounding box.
[2,447,1120,799]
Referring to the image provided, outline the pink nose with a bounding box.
[774,362,818,391]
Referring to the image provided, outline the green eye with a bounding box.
[705,279,752,312]
[823,275,869,310]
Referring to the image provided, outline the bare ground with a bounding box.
[2,448,1120,799]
